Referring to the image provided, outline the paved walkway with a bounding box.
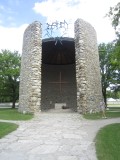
[0,109,120,160]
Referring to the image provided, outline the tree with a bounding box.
[107,2,120,39]
[98,43,119,104]
[0,50,21,108]
[108,2,120,96]
[100,3,120,102]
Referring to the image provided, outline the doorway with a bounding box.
[41,37,77,111]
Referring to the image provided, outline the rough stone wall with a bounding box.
[19,21,42,113]
[74,19,103,113]
[19,19,103,114]
[41,64,77,111]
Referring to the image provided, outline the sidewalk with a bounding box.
[0,110,120,160]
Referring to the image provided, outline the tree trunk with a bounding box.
[12,99,16,109]
[102,87,107,107]
[11,85,16,109]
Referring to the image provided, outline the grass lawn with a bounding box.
[0,109,33,120]
[83,107,120,120]
[107,107,120,110]
[95,123,120,160]
[0,122,18,138]
[108,104,120,107]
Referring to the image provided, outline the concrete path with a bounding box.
[0,109,120,160]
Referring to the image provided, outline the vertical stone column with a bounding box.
[74,19,103,114]
[19,21,42,113]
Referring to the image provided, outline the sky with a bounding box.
[0,0,119,54]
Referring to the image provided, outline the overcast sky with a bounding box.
[0,0,119,54]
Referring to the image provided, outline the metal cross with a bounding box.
[48,72,69,92]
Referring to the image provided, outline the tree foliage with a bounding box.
[109,2,120,95]
[99,2,120,102]
[0,50,21,108]
[99,43,120,104]
[107,2,120,39]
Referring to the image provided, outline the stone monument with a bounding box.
[19,18,103,114]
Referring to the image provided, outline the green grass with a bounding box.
[95,123,120,160]
[0,109,33,120]
[0,122,18,138]
[107,107,120,110]
[107,104,120,107]
[83,110,120,120]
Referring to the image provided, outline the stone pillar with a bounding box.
[19,21,42,113]
[74,19,103,114]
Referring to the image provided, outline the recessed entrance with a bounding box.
[41,37,77,111]
[55,103,66,110]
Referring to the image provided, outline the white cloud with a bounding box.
[33,0,119,43]
[0,24,28,54]
[0,0,119,54]
[33,0,81,23]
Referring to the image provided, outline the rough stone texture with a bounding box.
[41,64,77,111]
[19,19,103,114]
[19,21,42,113]
[0,112,120,160]
[74,19,103,113]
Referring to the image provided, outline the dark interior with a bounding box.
[42,37,75,65]
[41,37,77,111]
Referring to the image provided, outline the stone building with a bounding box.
[19,18,103,114]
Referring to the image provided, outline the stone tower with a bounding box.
[19,18,103,114]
